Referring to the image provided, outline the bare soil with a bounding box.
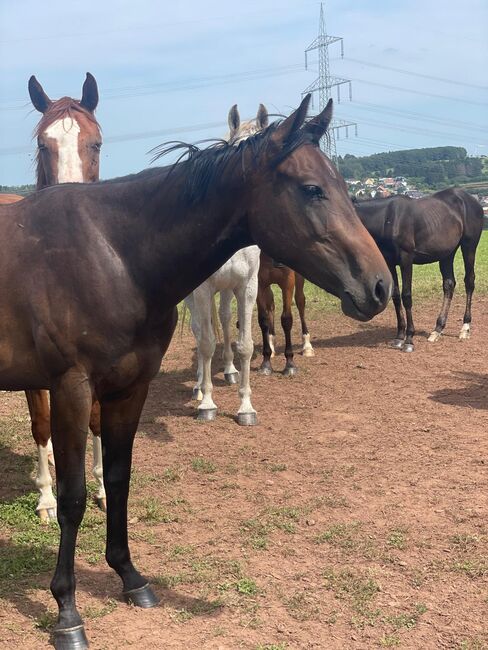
[1,297,487,650]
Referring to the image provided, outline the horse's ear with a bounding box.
[28,76,51,114]
[302,98,333,144]
[228,104,240,138]
[256,104,269,130]
[269,94,311,149]
[80,72,99,112]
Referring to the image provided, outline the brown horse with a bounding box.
[257,256,313,376]
[355,189,483,351]
[0,194,24,204]
[24,73,103,521]
[0,95,391,649]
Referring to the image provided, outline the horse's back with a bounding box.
[206,245,260,290]
[0,193,24,204]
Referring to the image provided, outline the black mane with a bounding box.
[149,119,316,206]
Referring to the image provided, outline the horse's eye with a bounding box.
[38,143,47,151]
[91,143,102,152]
[302,184,325,200]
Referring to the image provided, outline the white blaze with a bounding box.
[45,118,83,183]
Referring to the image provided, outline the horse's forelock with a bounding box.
[34,97,100,138]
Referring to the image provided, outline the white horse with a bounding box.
[184,104,269,425]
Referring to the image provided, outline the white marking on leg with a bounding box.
[194,289,217,414]
[301,332,315,357]
[35,443,57,517]
[459,322,471,340]
[269,334,275,358]
[45,118,83,183]
[92,434,105,502]
[46,437,55,466]
[427,331,442,343]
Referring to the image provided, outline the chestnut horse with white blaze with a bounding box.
[0,94,391,650]
[22,73,104,521]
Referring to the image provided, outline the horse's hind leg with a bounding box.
[400,255,415,352]
[428,251,456,343]
[186,293,204,400]
[101,382,159,610]
[257,284,274,375]
[194,288,218,420]
[295,274,314,357]
[89,400,106,512]
[219,289,239,384]
[282,272,297,376]
[459,242,477,340]
[234,271,258,425]
[388,263,406,349]
[49,368,92,649]
[25,389,57,522]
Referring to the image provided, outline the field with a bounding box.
[1,235,487,649]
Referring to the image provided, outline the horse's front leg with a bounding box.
[234,272,258,425]
[295,274,314,357]
[388,263,406,349]
[428,251,456,343]
[257,284,274,375]
[282,273,296,376]
[89,400,106,512]
[194,288,218,420]
[25,389,57,522]
[400,255,415,352]
[219,289,239,384]
[49,369,92,650]
[100,382,157,608]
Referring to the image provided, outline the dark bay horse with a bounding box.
[25,73,104,521]
[0,95,391,650]
[355,188,483,351]
[257,257,312,376]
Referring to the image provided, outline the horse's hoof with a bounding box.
[282,366,297,377]
[38,507,57,523]
[236,412,258,426]
[192,387,203,401]
[402,343,414,353]
[53,624,88,650]
[197,407,217,421]
[390,338,404,350]
[301,347,315,357]
[224,372,239,385]
[95,496,106,513]
[459,325,471,341]
[123,583,159,608]
[427,331,441,343]
[258,366,272,376]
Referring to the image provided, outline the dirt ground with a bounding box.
[0,297,487,650]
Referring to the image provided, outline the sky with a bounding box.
[1,0,487,185]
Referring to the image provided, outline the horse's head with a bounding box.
[227,103,269,144]
[246,94,392,321]
[29,73,102,187]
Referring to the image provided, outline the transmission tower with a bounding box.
[303,3,357,161]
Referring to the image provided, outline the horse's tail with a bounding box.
[211,295,221,343]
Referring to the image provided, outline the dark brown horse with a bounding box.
[257,256,313,376]
[0,95,391,650]
[355,188,483,351]
[24,73,104,521]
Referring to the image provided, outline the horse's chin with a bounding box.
[340,292,373,322]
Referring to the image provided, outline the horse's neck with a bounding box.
[106,172,253,307]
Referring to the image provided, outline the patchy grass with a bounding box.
[191,457,217,474]
[139,497,178,524]
[386,529,408,550]
[386,602,427,631]
[285,589,321,621]
[323,566,380,620]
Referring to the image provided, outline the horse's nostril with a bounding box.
[374,278,387,305]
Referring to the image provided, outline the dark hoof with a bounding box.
[123,583,159,608]
[53,625,88,650]
[224,372,239,385]
[258,366,272,376]
[236,412,258,426]
[390,338,404,350]
[197,407,217,421]
[282,366,297,377]
[402,343,414,353]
